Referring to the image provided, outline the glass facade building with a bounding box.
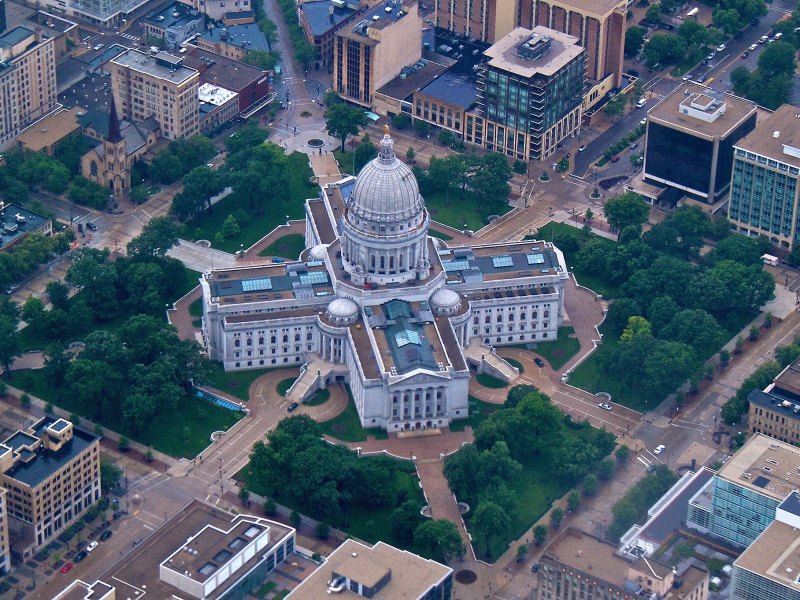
[730,567,800,600]
[710,477,779,547]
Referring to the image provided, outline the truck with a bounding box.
[761,254,779,266]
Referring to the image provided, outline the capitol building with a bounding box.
[200,132,569,432]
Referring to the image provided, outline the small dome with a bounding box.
[348,133,424,224]
[310,244,328,261]
[326,298,359,325]
[430,288,461,316]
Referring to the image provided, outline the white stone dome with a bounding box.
[309,244,328,261]
[430,288,461,316]
[348,133,424,224]
[326,297,359,326]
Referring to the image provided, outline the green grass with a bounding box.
[425,189,509,231]
[205,363,278,402]
[186,153,316,252]
[258,234,306,259]
[8,369,242,458]
[304,388,330,406]
[476,373,508,389]
[449,395,499,432]
[256,581,277,598]
[567,323,652,411]
[319,387,388,441]
[428,227,454,241]
[506,358,524,373]
[524,327,581,371]
[189,297,202,317]
[276,377,296,397]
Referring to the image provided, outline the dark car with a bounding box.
[611,155,620,162]
[86,222,98,231]
[100,530,113,541]
[287,402,299,412]
[532,562,540,573]
[74,550,88,563]
[626,69,639,76]
[534,358,546,368]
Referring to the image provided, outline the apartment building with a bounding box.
[332,0,422,106]
[0,417,100,559]
[110,49,200,140]
[747,356,800,445]
[728,105,800,249]
[0,25,57,150]
[299,0,364,68]
[143,1,204,50]
[180,0,252,22]
[435,0,517,43]
[643,84,757,204]
[473,26,585,162]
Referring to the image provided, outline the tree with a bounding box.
[118,436,130,451]
[127,216,183,257]
[243,49,280,70]
[643,33,688,68]
[392,113,411,130]
[413,519,463,562]
[645,3,662,22]
[660,309,724,355]
[405,146,415,163]
[290,510,301,528]
[471,501,512,557]
[516,544,529,562]
[678,19,709,47]
[68,176,111,209]
[238,486,251,505]
[533,524,548,545]
[643,340,696,396]
[43,345,71,388]
[46,280,70,311]
[353,135,377,172]
[596,458,616,481]
[413,119,430,137]
[604,192,650,238]
[66,248,119,320]
[606,298,642,335]
[469,153,512,214]
[315,522,330,539]
[100,458,122,492]
[550,506,565,529]
[567,490,581,512]
[625,26,647,56]
[615,445,631,463]
[20,296,45,333]
[221,214,241,239]
[0,314,20,376]
[604,94,627,120]
[324,103,369,151]
[583,473,600,496]
[390,499,424,544]
[620,316,652,343]
[263,498,277,516]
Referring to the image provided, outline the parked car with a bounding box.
[74,550,88,563]
[598,403,613,411]
[534,358,546,368]
[706,51,716,60]
[697,74,708,83]
[612,155,621,162]
[626,69,639,76]
[287,402,299,412]
[60,562,74,574]
[748,43,758,51]
[271,257,285,263]
[86,221,97,231]
[577,144,587,152]
[86,540,98,552]
[629,142,639,150]
[681,74,691,81]
[653,444,666,455]
[716,44,726,52]
[100,530,113,541]
[759,35,769,43]
[741,51,749,58]
[774,32,783,40]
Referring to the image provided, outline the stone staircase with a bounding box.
[286,354,349,402]
[463,339,519,383]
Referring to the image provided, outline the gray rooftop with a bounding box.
[0,202,49,250]
[111,49,197,83]
[418,70,477,109]
[375,300,439,375]
[301,0,359,38]
[200,23,270,52]
[0,24,32,47]
[145,1,203,29]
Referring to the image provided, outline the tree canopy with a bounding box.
[325,101,369,151]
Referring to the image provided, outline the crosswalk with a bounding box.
[119,32,139,42]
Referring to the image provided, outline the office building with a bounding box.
[0,490,9,575]
[411,70,477,136]
[54,499,296,600]
[0,0,6,33]
[747,355,800,445]
[0,25,57,150]
[0,202,52,251]
[332,0,422,106]
[704,434,800,548]
[643,85,757,204]
[143,2,205,50]
[3,1,80,63]
[15,106,83,155]
[728,105,800,249]
[110,49,200,140]
[473,26,585,162]
[286,539,453,599]
[730,491,800,600]
[538,528,709,600]
[183,47,271,115]
[201,131,568,431]
[182,0,252,22]
[299,0,364,69]
[0,417,100,559]
[523,0,626,97]
[198,83,239,133]
[435,0,516,43]
[195,23,271,61]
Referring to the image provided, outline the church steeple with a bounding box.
[108,96,122,144]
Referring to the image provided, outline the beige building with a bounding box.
[0,25,57,150]
[747,356,800,446]
[435,0,516,43]
[332,0,421,107]
[287,539,453,599]
[539,528,709,600]
[110,49,200,140]
[0,490,10,575]
[523,0,625,89]
[15,106,83,155]
[0,417,101,559]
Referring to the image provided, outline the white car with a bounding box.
[86,540,98,552]
[759,35,769,43]
[716,44,726,52]
[748,43,758,51]
[653,444,666,455]
[598,403,612,411]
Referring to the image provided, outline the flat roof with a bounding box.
[15,107,83,151]
[184,47,266,92]
[735,104,800,169]
[648,84,757,140]
[483,26,582,78]
[111,49,197,84]
[735,519,800,590]
[286,539,451,599]
[716,433,800,501]
[0,24,33,47]
[439,240,564,285]
[54,580,115,600]
[301,0,359,37]
[99,500,294,600]
[3,420,97,488]
[308,197,337,243]
[200,23,270,52]
[341,0,415,40]
[145,1,202,28]
[377,58,453,103]
[417,70,478,109]
[199,82,237,106]
[544,528,636,585]
[207,261,333,305]
[540,0,626,17]
[0,202,50,250]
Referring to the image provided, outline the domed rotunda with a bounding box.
[341,129,431,286]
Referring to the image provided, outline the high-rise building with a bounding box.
[434,0,517,43]
[473,26,585,162]
[110,49,200,140]
[728,105,800,250]
[33,0,148,27]
[730,491,800,600]
[332,0,422,107]
[522,0,625,93]
[0,0,6,34]
[0,26,57,149]
[0,417,100,559]
[643,84,757,204]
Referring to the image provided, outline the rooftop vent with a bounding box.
[774,131,780,138]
